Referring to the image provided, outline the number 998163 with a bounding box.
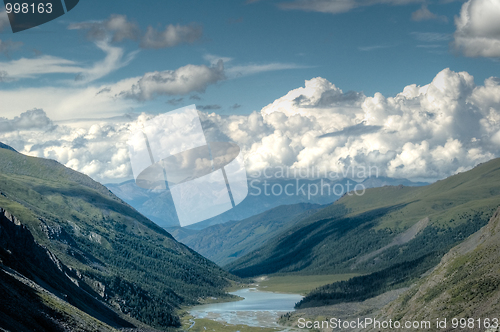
[5,2,53,14]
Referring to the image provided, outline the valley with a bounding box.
[183,274,359,331]
[2,141,500,331]
[169,203,323,266]
[2,0,500,330]
[106,177,427,230]
[178,158,500,331]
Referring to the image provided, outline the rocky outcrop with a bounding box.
[1,208,65,276]
[0,208,134,331]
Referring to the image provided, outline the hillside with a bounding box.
[374,207,500,330]
[226,158,500,279]
[0,208,132,332]
[0,145,236,330]
[171,203,322,266]
[0,142,16,152]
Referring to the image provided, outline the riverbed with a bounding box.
[189,288,303,328]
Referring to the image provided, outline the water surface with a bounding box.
[189,288,303,327]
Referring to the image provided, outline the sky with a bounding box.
[0,0,499,184]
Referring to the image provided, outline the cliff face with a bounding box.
[0,208,132,332]
[376,207,500,330]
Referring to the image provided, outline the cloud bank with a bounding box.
[2,68,500,183]
[0,109,55,133]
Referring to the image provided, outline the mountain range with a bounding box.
[170,202,323,266]
[106,176,427,230]
[3,138,500,331]
[226,158,500,282]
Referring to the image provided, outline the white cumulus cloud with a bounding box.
[205,68,500,181]
[453,0,500,57]
[2,68,500,183]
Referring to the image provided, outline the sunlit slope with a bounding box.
[227,158,500,277]
[375,207,500,330]
[0,146,236,329]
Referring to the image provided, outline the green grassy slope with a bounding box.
[375,207,500,330]
[0,147,237,329]
[226,158,500,278]
[173,203,322,266]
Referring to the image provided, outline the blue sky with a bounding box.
[0,0,496,117]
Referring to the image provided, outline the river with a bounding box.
[189,288,303,328]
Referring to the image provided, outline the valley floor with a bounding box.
[254,274,360,295]
[180,313,292,332]
[179,274,366,332]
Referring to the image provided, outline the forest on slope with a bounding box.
[0,145,237,331]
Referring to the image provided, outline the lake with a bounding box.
[189,288,303,328]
